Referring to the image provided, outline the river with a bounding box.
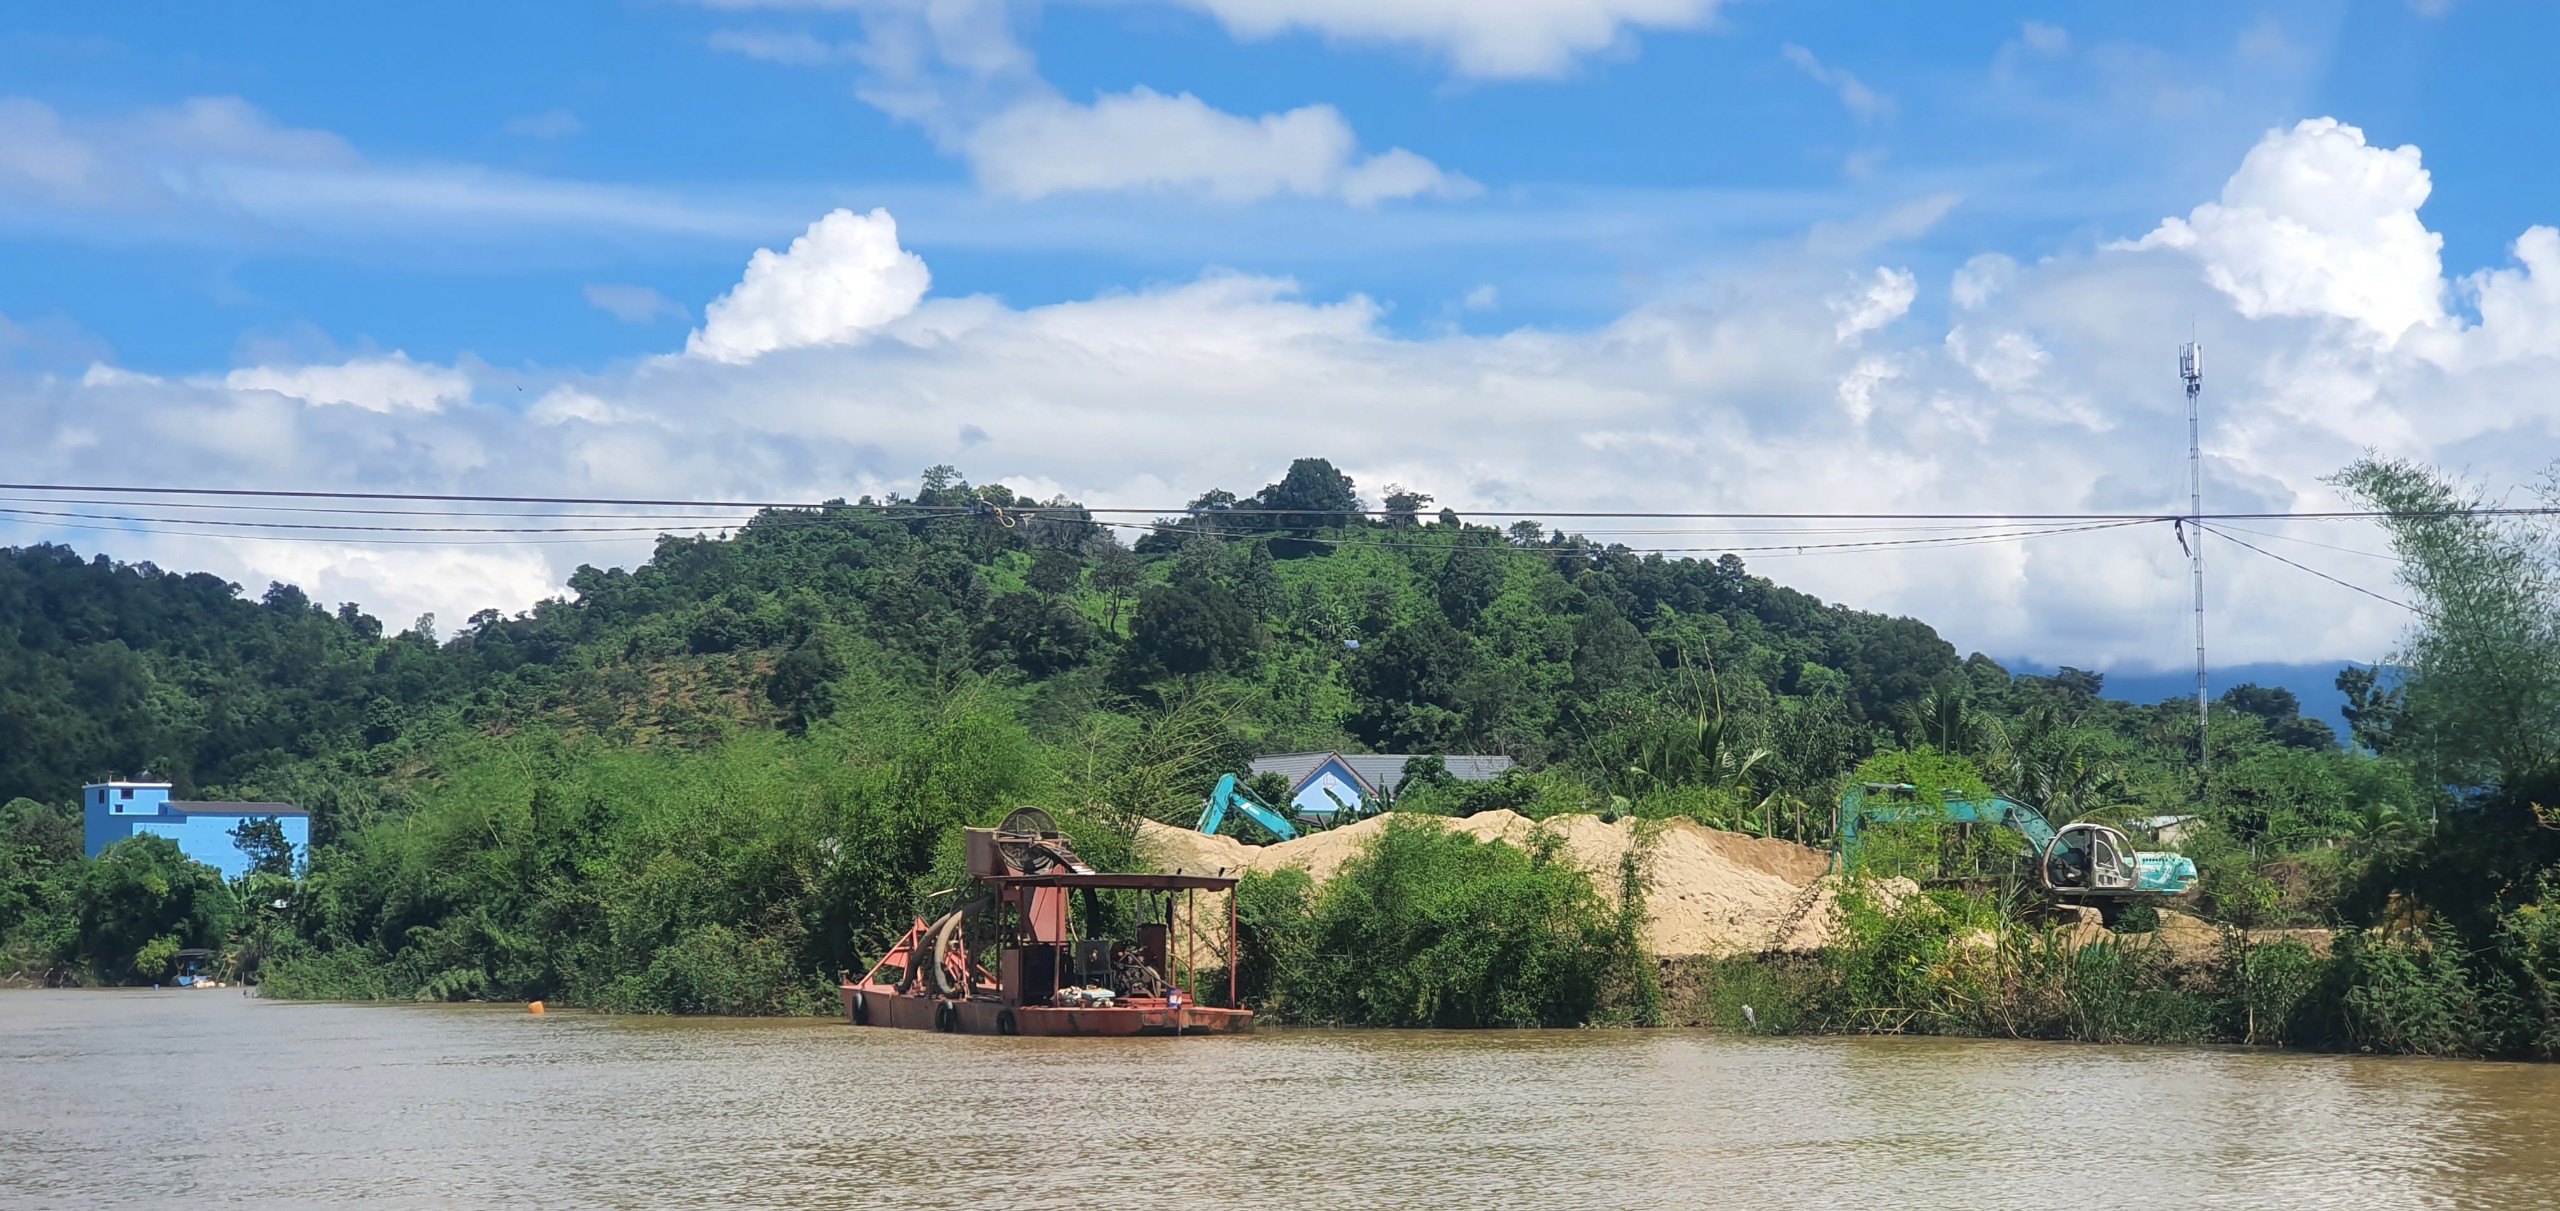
[7,990,2560,1209]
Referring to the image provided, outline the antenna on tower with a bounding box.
[2179,340,2207,778]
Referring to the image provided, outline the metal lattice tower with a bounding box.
[2180,342,2207,774]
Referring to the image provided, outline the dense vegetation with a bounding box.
[2,453,2552,1057]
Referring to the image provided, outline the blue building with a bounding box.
[83,779,308,880]
[1247,752,1516,821]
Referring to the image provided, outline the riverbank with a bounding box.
[10,988,2560,1210]
[1141,812,2554,1057]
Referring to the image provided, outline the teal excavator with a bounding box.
[1835,783,2197,923]
[1195,774,1301,842]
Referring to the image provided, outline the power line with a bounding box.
[0,494,764,523]
[2198,523,2421,614]
[13,516,682,547]
[1090,515,2156,557]
[0,505,751,535]
[4,480,2557,522]
[2203,521,2400,563]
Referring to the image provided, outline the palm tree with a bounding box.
[1896,685,2005,758]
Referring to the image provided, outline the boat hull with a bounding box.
[841,984,1253,1036]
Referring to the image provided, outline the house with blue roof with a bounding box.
[83,778,307,880]
[1246,752,1516,821]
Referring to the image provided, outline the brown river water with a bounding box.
[8,990,2560,1210]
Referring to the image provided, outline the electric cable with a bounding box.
[4,479,2557,522]
[2197,523,2421,615]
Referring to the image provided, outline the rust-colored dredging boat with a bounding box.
[841,808,1252,1036]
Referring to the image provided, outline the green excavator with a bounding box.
[1834,783,2197,923]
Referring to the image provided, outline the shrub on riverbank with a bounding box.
[1234,817,1655,1027]
[1663,877,2560,1058]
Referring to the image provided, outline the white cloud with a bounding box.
[965,88,1468,205]
[19,114,2560,677]
[585,283,689,325]
[707,29,855,65]
[1169,0,1728,78]
[687,207,931,363]
[713,3,1473,208]
[81,363,165,388]
[527,388,616,425]
[2134,118,2445,343]
[1945,325,2046,391]
[1831,266,1916,343]
[2463,226,2560,363]
[1781,44,1894,123]
[1951,253,2018,310]
[2019,21,2070,55]
[503,109,585,139]
[0,95,773,245]
[0,95,352,208]
[222,353,471,413]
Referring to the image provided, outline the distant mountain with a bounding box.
[2002,659,2364,748]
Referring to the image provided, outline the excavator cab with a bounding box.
[2042,822,2139,893]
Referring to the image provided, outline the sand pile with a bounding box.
[1134,811,1897,958]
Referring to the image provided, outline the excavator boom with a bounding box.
[1196,774,1299,842]
[1836,783,2196,897]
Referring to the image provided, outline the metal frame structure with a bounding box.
[842,810,1253,1037]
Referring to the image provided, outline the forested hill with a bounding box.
[2,457,2348,843]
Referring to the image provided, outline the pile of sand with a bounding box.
[1135,811,1901,959]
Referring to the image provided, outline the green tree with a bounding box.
[1025,547,1081,597]
[73,835,234,983]
[1126,584,1264,679]
[1089,541,1142,634]
[2334,456,2560,793]
[229,816,296,879]
[1254,457,1362,534]
[1435,542,1505,626]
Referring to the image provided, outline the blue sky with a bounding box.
[2,0,2554,674]
[6,0,2533,370]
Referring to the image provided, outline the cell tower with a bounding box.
[2180,341,2207,773]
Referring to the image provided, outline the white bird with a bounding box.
[1742,1004,1757,1030]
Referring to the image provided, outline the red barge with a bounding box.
[841,808,1252,1036]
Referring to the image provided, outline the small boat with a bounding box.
[841,809,1252,1036]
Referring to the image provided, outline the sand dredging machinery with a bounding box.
[841,808,1253,1036]
[1836,783,2198,923]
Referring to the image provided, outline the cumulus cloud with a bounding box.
[18,114,2560,676]
[2135,118,2445,343]
[1951,253,2018,310]
[223,353,471,413]
[687,207,931,363]
[1831,266,1916,343]
[769,0,1473,207]
[1171,0,1729,78]
[965,88,1468,204]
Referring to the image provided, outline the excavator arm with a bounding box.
[1196,774,1300,842]
[1836,783,2196,896]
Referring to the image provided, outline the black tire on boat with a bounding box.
[996,1008,1018,1036]
[935,1001,957,1032]
[850,992,869,1026]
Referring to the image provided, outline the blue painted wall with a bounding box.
[1288,758,1371,819]
[83,783,307,879]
